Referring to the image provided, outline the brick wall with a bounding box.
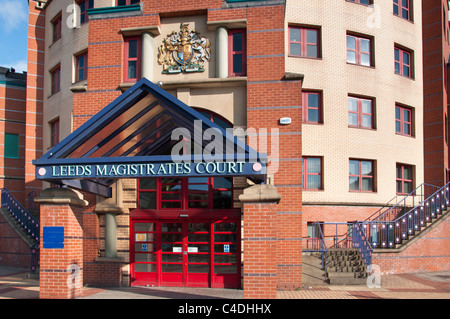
[0,212,31,269]
[25,1,45,206]
[245,4,303,292]
[0,83,26,203]
[39,202,84,299]
[373,213,450,274]
[423,0,450,186]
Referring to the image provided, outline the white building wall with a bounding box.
[286,0,424,205]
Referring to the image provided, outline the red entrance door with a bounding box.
[131,219,240,288]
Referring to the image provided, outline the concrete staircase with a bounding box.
[326,248,367,285]
[302,248,368,286]
[302,252,328,286]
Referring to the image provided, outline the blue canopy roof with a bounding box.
[33,78,267,196]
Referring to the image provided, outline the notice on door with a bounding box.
[135,233,147,242]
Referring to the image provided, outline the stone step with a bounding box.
[328,272,367,285]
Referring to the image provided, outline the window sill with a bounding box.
[346,62,375,69]
[288,55,322,60]
[395,132,414,138]
[348,125,376,131]
[48,90,61,99]
[345,1,373,7]
[395,72,415,80]
[393,14,414,24]
[70,81,87,92]
[304,122,323,126]
[349,190,377,194]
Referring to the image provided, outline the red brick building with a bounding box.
[423,0,450,186]
[0,67,27,203]
[0,0,448,300]
[22,0,302,299]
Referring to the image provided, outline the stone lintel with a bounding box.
[34,188,89,207]
[239,184,281,204]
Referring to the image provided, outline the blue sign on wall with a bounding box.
[43,227,64,249]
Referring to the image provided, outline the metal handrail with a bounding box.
[30,240,40,274]
[352,222,373,268]
[361,181,449,249]
[365,194,403,222]
[1,188,40,274]
[371,183,439,223]
[1,187,40,242]
[304,222,328,281]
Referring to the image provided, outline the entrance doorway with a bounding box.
[131,218,240,288]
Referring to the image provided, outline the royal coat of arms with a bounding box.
[157,23,211,74]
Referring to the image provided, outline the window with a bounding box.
[78,0,94,24]
[124,37,141,82]
[51,66,61,95]
[346,0,372,5]
[302,91,322,124]
[395,46,413,78]
[395,105,413,136]
[347,34,373,67]
[396,163,414,194]
[349,159,375,192]
[394,0,412,21]
[302,157,323,190]
[228,29,246,77]
[307,222,324,239]
[117,0,140,5]
[138,177,233,210]
[4,133,19,159]
[50,118,60,147]
[52,13,62,43]
[75,52,88,82]
[348,96,374,129]
[289,26,320,58]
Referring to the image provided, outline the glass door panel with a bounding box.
[186,222,210,287]
[212,221,240,288]
[160,222,184,286]
[132,222,157,285]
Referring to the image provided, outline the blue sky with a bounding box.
[0,0,29,73]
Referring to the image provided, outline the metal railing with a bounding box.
[1,187,40,273]
[360,181,450,249]
[304,222,328,280]
[352,222,372,267]
[369,183,440,223]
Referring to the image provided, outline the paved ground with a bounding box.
[0,266,448,299]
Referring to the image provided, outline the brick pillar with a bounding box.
[35,188,88,299]
[240,184,281,299]
[245,4,303,291]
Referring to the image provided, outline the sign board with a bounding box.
[135,233,147,242]
[188,247,198,253]
[224,244,230,253]
[36,160,264,180]
[43,226,64,249]
[142,244,148,252]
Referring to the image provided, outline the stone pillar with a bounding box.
[35,188,88,299]
[240,184,281,299]
[142,32,154,81]
[95,180,125,259]
[105,212,118,258]
[216,26,228,78]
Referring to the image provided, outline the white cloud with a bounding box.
[10,59,27,73]
[0,0,28,33]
